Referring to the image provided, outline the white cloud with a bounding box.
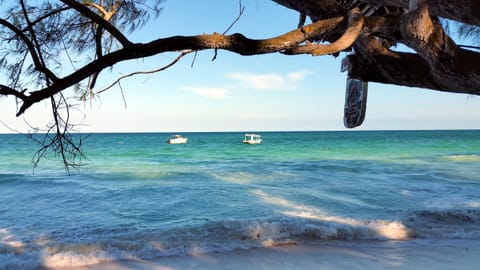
[180,86,229,99]
[226,70,313,90]
[227,73,283,89]
[286,71,312,81]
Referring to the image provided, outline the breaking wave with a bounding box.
[2,209,480,269]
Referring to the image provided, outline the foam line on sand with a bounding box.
[54,239,480,270]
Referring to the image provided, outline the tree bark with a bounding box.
[273,0,480,26]
[272,0,347,20]
[348,35,480,95]
[283,8,363,56]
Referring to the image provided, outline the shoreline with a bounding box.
[52,239,480,270]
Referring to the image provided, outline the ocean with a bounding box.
[1,130,479,269]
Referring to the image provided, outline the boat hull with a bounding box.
[167,138,188,144]
[243,139,262,144]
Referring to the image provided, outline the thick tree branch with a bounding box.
[0,85,27,99]
[272,0,346,21]
[401,4,457,73]
[283,9,363,55]
[348,36,480,95]
[399,3,480,92]
[274,0,480,26]
[348,51,480,95]
[363,0,480,25]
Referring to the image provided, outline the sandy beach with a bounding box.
[54,239,479,270]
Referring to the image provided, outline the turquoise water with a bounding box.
[1,130,480,269]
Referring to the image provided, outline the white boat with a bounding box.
[167,135,188,144]
[243,133,262,144]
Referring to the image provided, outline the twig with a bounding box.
[119,82,127,109]
[97,50,193,94]
[223,0,245,35]
[191,51,198,68]
[212,0,245,61]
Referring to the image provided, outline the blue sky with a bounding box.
[1,0,479,133]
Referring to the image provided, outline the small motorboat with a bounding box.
[167,135,188,144]
[243,133,262,144]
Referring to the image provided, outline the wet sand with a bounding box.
[54,239,480,270]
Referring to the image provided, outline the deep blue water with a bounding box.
[1,130,480,269]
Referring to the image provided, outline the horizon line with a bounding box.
[1,128,479,135]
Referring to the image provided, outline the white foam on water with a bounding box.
[467,201,480,208]
[441,154,480,162]
[42,250,112,268]
[252,189,410,240]
[251,190,317,213]
[282,211,409,240]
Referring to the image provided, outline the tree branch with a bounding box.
[97,50,193,94]
[283,9,363,56]
[213,0,246,61]
[272,0,346,21]
[0,18,59,82]
[20,0,57,84]
[401,3,457,73]
[348,35,480,95]
[0,85,27,99]
[365,0,480,25]
[6,1,480,119]
[60,0,133,48]
[275,0,480,26]
[15,15,346,116]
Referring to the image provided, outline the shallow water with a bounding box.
[1,130,479,269]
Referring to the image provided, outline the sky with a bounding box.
[1,0,479,133]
